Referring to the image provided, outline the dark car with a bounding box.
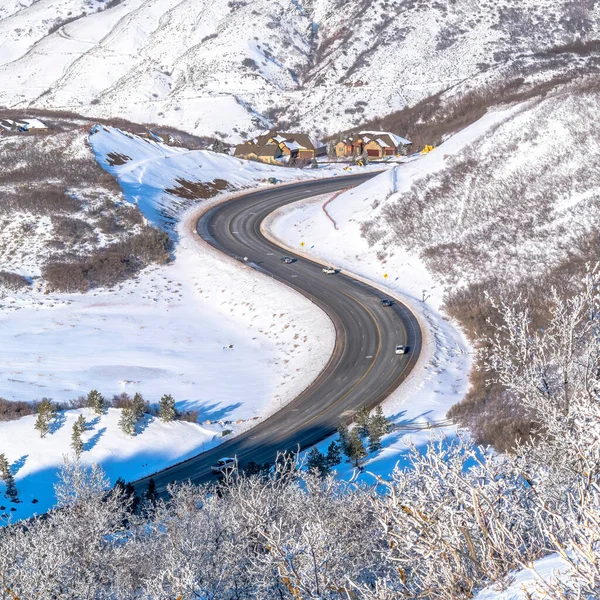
[281,256,294,264]
[381,299,394,307]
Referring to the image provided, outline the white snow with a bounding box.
[265,109,525,480]
[2,0,595,140]
[475,553,571,600]
[1,126,359,520]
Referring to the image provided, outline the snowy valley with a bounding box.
[1,0,600,597]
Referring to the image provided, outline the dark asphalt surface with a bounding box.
[134,173,422,496]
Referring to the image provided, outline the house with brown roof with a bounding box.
[234,130,326,164]
[335,131,411,159]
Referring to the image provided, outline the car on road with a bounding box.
[281,256,294,264]
[322,267,338,275]
[267,177,278,184]
[381,299,394,307]
[211,457,237,474]
[395,345,407,355]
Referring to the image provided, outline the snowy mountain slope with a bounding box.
[1,0,598,140]
[0,119,337,519]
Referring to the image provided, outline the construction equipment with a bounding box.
[420,145,434,155]
[356,159,365,167]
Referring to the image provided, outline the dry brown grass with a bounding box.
[165,178,230,200]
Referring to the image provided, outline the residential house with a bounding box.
[234,141,283,164]
[234,130,326,164]
[335,131,411,159]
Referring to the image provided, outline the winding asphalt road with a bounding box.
[134,173,422,496]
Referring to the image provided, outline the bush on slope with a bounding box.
[2,275,600,598]
[360,75,600,449]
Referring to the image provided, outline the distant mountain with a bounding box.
[0,0,598,141]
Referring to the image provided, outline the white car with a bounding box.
[322,267,337,275]
[211,457,237,474]
[395,345,406,355]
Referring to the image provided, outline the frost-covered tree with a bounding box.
[87,389,105,415]
[119,406,137,436]
[34,398,55,438]
[158,394,176,423]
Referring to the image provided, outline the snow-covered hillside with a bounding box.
[0,121,340,519]
[1,0,598,140]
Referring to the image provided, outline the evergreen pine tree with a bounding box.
[132,392,147,420]
[354,406,371,438]
[87,390,105,415]
[345,428,367,467]
[75,414,86,433]
[145,478,157,504]
[34,398,55,438]
[4,471,18,502]
[306,447,330,477]
[113,477,126,495]
[337,424,351,457]
[158,394,176,423]
[119,407,137,436]
[125,482,140,513]
[0,452,17,501]
[71,420,84,458]
[325,440,342,467]
[367,406,391,452]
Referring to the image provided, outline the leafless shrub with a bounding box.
[42,227,171,292]
[0,271,30,291]
[165,178,230,200]
[47,13,85,35]
[0,398,35,421]
[50,215,97,245]
[0,188,81,216]
[177,410,199,423]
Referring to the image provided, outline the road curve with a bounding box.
[134,173,422,496]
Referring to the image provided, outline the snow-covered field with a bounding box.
[0,126,346,519]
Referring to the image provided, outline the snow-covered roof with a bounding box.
[282,140,305,151]
[273,135,286,143]
[21,118,48,129]
[360,130,411,146]
[376,138,390,148]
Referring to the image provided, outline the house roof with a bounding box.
[21,118,48,129]
[360,130,411,146]
[277,132,325,152]
[234,143,281,158]
[234,143,258,156]
[281,140,304,151]
[256,144,280,157]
